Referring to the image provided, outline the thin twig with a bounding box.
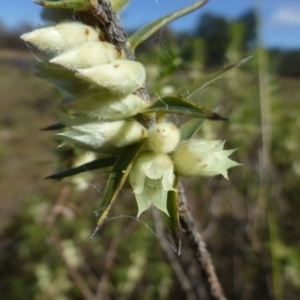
[178,184,227,300]
[45,186,95,300]
[152,209,198,300]
[95,220,137,299]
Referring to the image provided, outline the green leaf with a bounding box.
[111,0,129,12]
[177,56,252,99]
[142,95,228,121]
[44,157,117,180]
[128,0,207,51]
[91,141,146,237]
[161,179,181,254]
[32,0,95,10]
[180,118,204,141]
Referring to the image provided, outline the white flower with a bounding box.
[172,140,240,179]
[129,152,177,217]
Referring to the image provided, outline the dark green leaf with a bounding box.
[128,0,207,51]
[44,157,117,180]
[142,95,227,121]
[161,179,181,254]
[91,141,146,237]
[41,123,65,131]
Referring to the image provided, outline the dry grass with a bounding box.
[0,49,60,229]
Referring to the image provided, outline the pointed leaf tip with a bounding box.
[208,112,229,121]
[93,141,146,231]
[44,157,117,180]
[90,224,100,238]
[41,123,65,131]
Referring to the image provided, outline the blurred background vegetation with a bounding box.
[0,6,300,300]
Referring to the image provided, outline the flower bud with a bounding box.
[57,120,148,152]
[76,60,146,95]
[129,151,176,217]
[148,122,180,153]
[63,91,148,120]
[50,41,126,70]
[172,140,240,179]
[20,22,100,54]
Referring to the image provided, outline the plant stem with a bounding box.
[45,186,95,300]
[179,184,227,300]
[93,0,134,59]
[152,209,198,300]
[92,0,150,103]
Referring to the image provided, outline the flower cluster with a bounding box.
[130,123,239,216]
[21,20,240,218]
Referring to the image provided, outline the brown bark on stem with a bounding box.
[179,184,227,300]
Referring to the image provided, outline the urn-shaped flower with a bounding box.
[129,152,177,217]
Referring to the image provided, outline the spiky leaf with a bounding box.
[91,141,146,236]
[161,179,181,254]
[41,123,65,131]
[142,95,227,120]
[44,157,117,180]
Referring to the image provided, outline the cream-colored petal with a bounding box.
[151,188,170,216]
[135,193,152,218]
[129,170,146,194]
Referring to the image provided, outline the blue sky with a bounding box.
[1,0,300,49]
